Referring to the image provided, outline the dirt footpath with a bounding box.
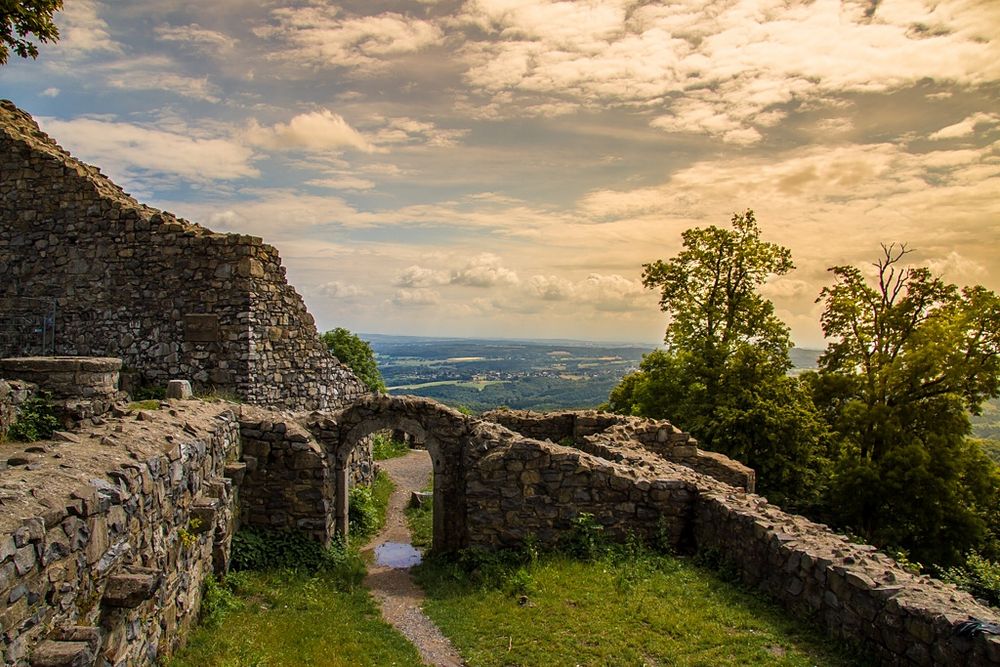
[362,450,465,667]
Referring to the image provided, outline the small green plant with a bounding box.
[7,395,60,442]
[178,518,203,550]
[199,574,243,628]
[371,432,409,460]
[349,484,379,537]
[939,552,1000,607]
[128,399,161,411]
[562,512,607,561]
[558,436,575,447]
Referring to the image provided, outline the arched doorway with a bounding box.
[328,395,470,553]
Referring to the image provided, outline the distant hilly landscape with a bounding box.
[367,334,1000,446]
[367,334,823,414]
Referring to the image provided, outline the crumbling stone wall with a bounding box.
[0,401,243,666]
[483,409,755,492]
[0,100,367,411]
[236,406,373,546]
[692,490,1000,665]
[0,357,127,428]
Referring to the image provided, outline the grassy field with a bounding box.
[388,379,506,391]
[413,551,870,667]
[170,471,419,667]
[170,569,422,667]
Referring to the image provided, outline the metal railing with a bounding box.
[0,297,56,357]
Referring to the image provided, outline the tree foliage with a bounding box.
[1,0,62,65]
[812,244,1000,566]
[610,211,829,509]
[321,328,386,393]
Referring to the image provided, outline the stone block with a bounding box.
[165,380,193,400]
[102,573,160,608]
[29,641,93,667]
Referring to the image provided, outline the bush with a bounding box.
[349,485,379,537]
[7,395,59,442]
[371,432,408,460]
[939,552,1000,607]
[230,528,364,586]
[561,512,607,561]
[199,574,243,628]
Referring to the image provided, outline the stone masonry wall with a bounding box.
[0,100,368,411]
[692,489,1000,665]
[483,409,755,492]
[0,400,243,666]
[236,406,373,546]
[462,423,696,550]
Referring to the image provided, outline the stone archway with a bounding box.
[326,394,473,553]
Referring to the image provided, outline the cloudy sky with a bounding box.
[3,0,998,347]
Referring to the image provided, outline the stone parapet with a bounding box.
[0,400,242,666]
[692,490,1000,665]
[482,409,755,492]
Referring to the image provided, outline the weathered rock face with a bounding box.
[483,409,755,492]
[0,100,367,411]
[0,400,243,666]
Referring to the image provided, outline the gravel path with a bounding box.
[362,450,465,667]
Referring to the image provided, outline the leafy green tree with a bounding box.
[1,1,62,65]
[813,243,1000,566]
[321,328,385,393]
[610,211,830,509]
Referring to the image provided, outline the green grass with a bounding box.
[128,399,161,411]
[371,432,410,460]
[414,550,871,667]
[404,474,434,550]
[172,471,411,666]
[169,569,422,667]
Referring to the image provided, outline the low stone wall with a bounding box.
[0,401,243,666]
[483,409,755,492]
[0,357,127,428]
[237,407,374,546]
[462,427,696,549]
[692,489,1000,665]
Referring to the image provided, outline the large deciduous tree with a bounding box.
[1,1,62,65]
[321,328,386,393]
[813,244,1000,566]
[609,211,830,509]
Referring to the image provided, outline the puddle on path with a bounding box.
[375,542,422,569]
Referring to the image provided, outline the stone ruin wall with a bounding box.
[1,381,999,665]
[484,409,756,491]
[0,358,377,666]
[0,100,367,412]
[0,400,244,666]
[484,408,1000,666]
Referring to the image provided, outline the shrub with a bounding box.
[562,512,607,561]
[348,484,379,537]
[7,395,59,442]
[939,552,1000,607]
[199,574,242,628]
[230,528,364,587]
[371,432,408,460]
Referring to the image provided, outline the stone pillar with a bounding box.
[334,465,349,539]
